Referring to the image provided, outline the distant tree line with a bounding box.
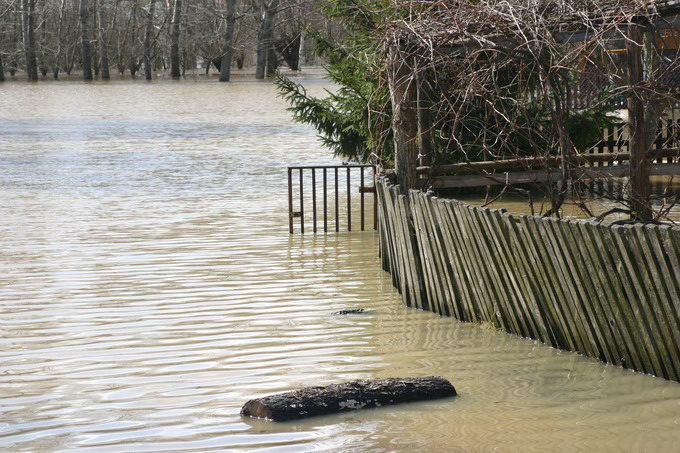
[0,0,334,81]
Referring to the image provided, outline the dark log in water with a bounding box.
[240,377,457,421]
[332,308,366,315]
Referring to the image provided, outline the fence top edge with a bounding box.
[377,180,675,233]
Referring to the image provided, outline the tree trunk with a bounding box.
[79,0,93,80]
[266,44,278,77]
[54,0,67,79]
[0,52,5,82]
[21,0,38,81]
[170,0,182,78]
[241,377,456,421]
[97,2,110,79]
[255,0,278,79]
[143,0,156,80]
[218,0,237,82]
[626,23,652,221]
[387,42,419,192]
[277,33,300,71]
[255,9,268,79]
[298,33,304,69]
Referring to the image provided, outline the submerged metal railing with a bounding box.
[287,165,377,234]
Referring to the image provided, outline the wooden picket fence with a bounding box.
[377,179,680,381]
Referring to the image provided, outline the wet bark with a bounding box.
[21,0,38,81]
[218,0,237,82]
[143,0,156,80]
[79,0,93,80]
[170,0,182,78]
[241,377,456,421]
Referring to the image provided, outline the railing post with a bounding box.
[299,168,304,234]
[347,167,352,231]
[288,168,293,234]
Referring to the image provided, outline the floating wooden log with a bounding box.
[240,377,457,421]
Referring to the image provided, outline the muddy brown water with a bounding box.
[1,78,679,452]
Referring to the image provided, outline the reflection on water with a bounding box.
[1,80,679,452]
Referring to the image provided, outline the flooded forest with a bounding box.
[1,1,680,452]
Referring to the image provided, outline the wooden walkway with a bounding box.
[377,180,680,381]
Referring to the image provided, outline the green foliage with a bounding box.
[276,75,373,162]
[275,0,392,163]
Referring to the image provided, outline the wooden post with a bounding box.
[388,40,419,192]
[415,63,434,168]
[626,23,653,221]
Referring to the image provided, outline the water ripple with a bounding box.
[0,80,679,452]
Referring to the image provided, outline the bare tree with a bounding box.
[255,0,278,79]
[79,0,93,80]
[170,0,181,78]
[0,0,327,80]
[143,0,155,79]
[218,0,237,81]
[21,0,38,80]
[53,0,66,78]
[98,0,110,79]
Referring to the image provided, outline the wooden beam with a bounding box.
[627,23,653,221]
[417,149,680,176]
[388,41,419,192]
[430,163,680,189]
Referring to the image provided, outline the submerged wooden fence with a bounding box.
[377,179,680,381]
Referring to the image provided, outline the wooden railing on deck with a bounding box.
[417,149,680,189]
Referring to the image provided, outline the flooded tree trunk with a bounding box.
[255,9,267,79]
[266,41,278,78]
[170,0,182,79]
[21,0,38,81]
[143,0,156,80]
[265,4,279,78]
[255,0,278,79]
[241,377,456,421]
[53,0,67,79]
[218,0,237,82]
[277,33,300,71]
[79,0,93,80]
[97,3,110,80]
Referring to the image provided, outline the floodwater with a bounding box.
[1,78,679,452]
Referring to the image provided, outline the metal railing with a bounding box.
[287,165,377,234]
